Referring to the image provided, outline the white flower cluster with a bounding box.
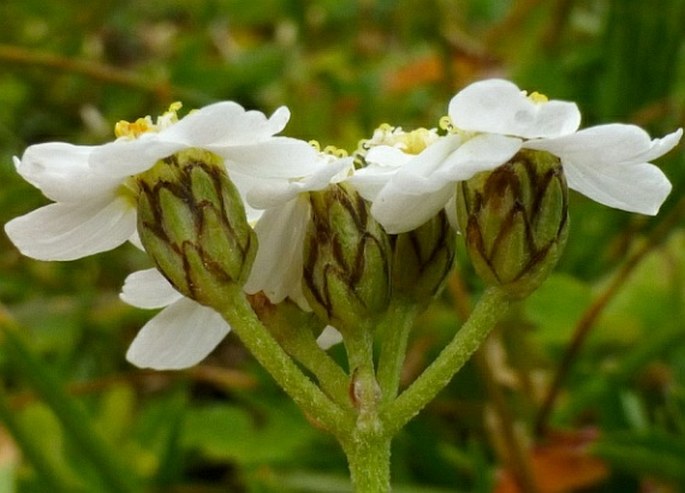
[6,79,681,369]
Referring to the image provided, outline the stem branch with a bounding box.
[376,298,420,405]
[216,289,354,437]
[382,287,510,435]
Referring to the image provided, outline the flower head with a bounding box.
[5,102,319,260]
[302,182,392,332]
[456,149,569,298]
[350,79,682,234]
[135,148,258,305]
[243,146,354,307]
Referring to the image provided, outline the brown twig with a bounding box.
[535,194,685,436]
[0,43,206,104]
[483,0,547,48]
[541,0,577,52]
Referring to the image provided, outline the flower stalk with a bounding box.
[212,286,355,437]
[382,287,511,436]
[249,294,351,408]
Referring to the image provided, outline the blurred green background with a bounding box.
[1,0,685,492]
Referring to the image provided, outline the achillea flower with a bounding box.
[5,102,320,260]
[456,149,569,298]
[350,79,682,234]
[302,182,392,332]
[243,147,353,308]
[125,144,351,369]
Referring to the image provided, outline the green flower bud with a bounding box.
[303,183,391,332]
[456,149,568,299]
[136,148,257,305]
[392,210,457,304]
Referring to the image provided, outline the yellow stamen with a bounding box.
[528,91,549,103]
[323,145,349,158]
[357,124,440,157]
[439,116,454,132]
[310,140,349,158]
[114,102,183,139]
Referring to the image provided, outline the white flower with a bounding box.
[451,79,682,215]
[5,102,320,261]
[351,79,682,234]
[243,149,353,307]
[122,146,351,369]
[121,269,231,370]
[349,125,520,233]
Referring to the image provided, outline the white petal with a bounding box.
[524,124,680,214]
[378,134,462,196]
[89,135,183,176]
[524,124,654,164]
[352,133,515,206]
[244,197,310,302]
[225,170,264,224]
[128,230,145,250]
[15,144,120,201]
[160,102,290,146]
[317,326,343,350]
[120,268,182,309]
[363,135,465,233]
[266,106,292,135]
[431,133,521,182]
[564,159,672,215]
[371,180,457,234]
[449,79,581,138]
[347,144,432,201]
[444,194,459,232]
[4,196,136,260]
[213,137,321,178]
[126,298,231,370]
[246,157,352,209]
[613,127,682,164]
[365,146,414,168]
[346,163,403,202]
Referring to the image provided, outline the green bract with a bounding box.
[303,183,391,332]
[136,148,258,306]
[391,210,456,304]
[456,149,569,299]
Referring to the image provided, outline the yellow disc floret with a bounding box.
[527,91,549,104]
[114,102,183,139]
[309,140,349,158]
[358,124,440,156]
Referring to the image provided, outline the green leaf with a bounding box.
[592,430,685,483]
[16,403,84,490]
[525,273,593,345]
[181,403,318,466]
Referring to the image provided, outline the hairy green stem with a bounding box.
[343,323,391,492]
[376,298,420,405]
[382,287,510,435]
[275,324,351,409]
[215,288,354,437]
[342,433,392,493]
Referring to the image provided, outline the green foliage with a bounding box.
[1,0,685,491]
